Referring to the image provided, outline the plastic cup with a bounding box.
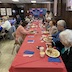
[40,47,44,52]
[40,52,45,57]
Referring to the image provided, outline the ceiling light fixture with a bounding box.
[0,1,2,3]
[31,0,36,3]
[12,0,19,2]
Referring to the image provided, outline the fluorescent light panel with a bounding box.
[0,1,2,3]
[31,0,36,3]
[12,0,19,2]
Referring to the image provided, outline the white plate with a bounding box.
[45,48,60,58]
[42,31,49,34]
[43,37,49,42]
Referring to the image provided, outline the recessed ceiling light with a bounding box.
[21,10,24,13]
[12,0,19,2]
[31,0,36,3]
[12,10,15,13]
[0,1,2,3]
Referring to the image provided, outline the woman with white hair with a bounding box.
[59,29,72,72]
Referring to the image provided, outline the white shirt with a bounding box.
[1,20,11,31]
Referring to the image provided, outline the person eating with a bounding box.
[59,29,72,72]
[15,21,33,43]
[48,20,58,35]
[48,20,66,52]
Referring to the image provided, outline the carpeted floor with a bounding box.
[0,39,16,72]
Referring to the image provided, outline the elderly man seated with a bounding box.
[59,29,72,72]
[49,20,66,52]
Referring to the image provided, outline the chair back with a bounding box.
[12,32,16,39]
[18,37,23,45]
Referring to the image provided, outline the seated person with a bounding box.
[16,15,21,24]
[15,21,32,43]
[9,18,16,32]
[1,16,11,32]
[48,20,58,35]
[29,15,34,21]
[45,19,50,30]
[25,16,30,23]
[0,26,3,32]
[0,16,13,39]
[45,11,50,20]
[59,29,72,72]
[49,20,66,52]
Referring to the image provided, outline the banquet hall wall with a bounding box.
[0,1,72,29]
[0,3,18,17]
[57,0,72,29]
[18,3,53,17]
[0,3,53,19]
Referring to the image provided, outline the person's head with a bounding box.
[16,15,20,18]
[59,29,72,47]
[6,16,9,20]
[2,16,8,22]
[47,11,50,14]
[29,15,32,18]
[46,17,51,23]
[27,10,29,13]
[21,21,28,27]
[57,20,66,31]
[49,20,56,27]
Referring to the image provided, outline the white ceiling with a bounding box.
[0,0,54,3]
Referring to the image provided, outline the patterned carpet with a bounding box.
[0,39,16,72]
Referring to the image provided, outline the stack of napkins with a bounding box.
[27,40,35,43]
[28,36,34,38]
[48,57,61,62]
[23,50,34,57]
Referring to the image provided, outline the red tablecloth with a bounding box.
[9,20,67,72]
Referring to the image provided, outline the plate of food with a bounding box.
[42,25,45,28]
[45,48,60,58]
[31,25,36,28]
[30,30,36,34]
[42,31,49,34]
[42,37,52,43]
[43,37,49,42]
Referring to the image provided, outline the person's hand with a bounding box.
[46,42,52,46]
[48,34,52,37]
[29,29,34,32]
[48,37,53,40]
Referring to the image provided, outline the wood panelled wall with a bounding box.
[21,3,53,17]
[0,3,53,19]
[61,0,72,29]
[0,3,53,18]
[0,3,18,17]
[57,0,72,29]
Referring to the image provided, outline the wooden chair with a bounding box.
[12,32,24,55]
[0,51,2,57]
[0,29,6,40]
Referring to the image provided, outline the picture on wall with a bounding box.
[6,8,12,16]
[66,0,72,11]
[0,8,6,15]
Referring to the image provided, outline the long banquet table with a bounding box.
[9,20,67,72]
